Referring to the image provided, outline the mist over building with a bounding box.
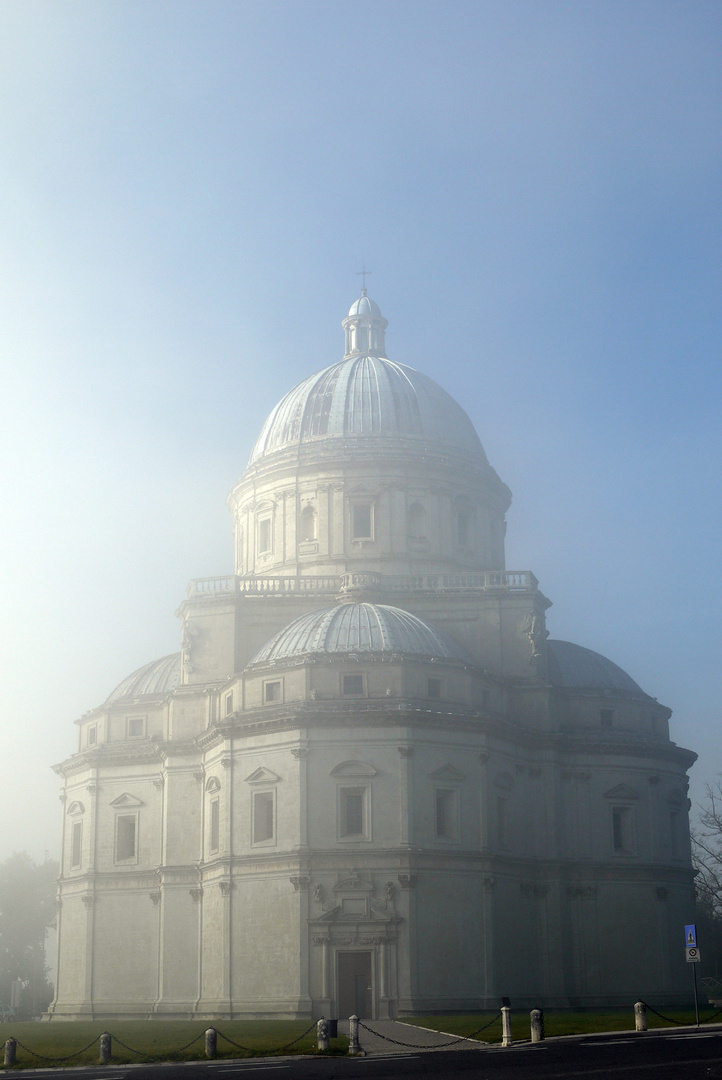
[49,291,696,1019]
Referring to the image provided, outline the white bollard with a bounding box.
[501,1005,512,1047]
[99,1032,112,1063]
[634,1001,647,1032]
[316,1017,330,1051]
[530,1008,544,1042]
[205,1027,217,1058]
[4,1039,17,1067]
[348,1013,362,1055]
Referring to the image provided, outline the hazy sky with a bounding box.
[1,0,720,862]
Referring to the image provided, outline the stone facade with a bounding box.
[48,291,696,1020]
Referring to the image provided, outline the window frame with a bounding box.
[338,785,370,842]
[252,788,276,847]
[114,813,138,864]
[86,724,97,747]
[126,716,145,739]
[209,796,220,854]
[225,691,234,716]
[341,672,365,698]
[263,679,283,704]
[427,676,443,700]
[350,502,374,542]
[70,820,83,869]
[258,516,272,555]
[434,787,460,842]
[611,804,636,856]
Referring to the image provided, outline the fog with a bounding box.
[1,0,720,861]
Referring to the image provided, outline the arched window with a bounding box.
[300,504,316,542]
[407,502,427,541]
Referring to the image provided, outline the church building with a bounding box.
[49,290,696,1020]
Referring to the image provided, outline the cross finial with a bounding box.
[356,261,372,294]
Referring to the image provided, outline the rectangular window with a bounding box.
[70,821,82,868]
[351,503,373,540]
[600,709,614,728]
[253,791,275,844]
[210,797,220,854]
[115,815,137,861]
[427,677,443,700]
[612,806,634,854]
[264,680,282,703]
[225,691,234,716]
[127,716,145,738]
[342,673,364,696]
[497,796,509,849]
[87,725,97,747]
[258,518,272,554]
[340,787,366,837]
[435,789,458,839]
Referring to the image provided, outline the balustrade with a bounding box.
[188,570,538,599]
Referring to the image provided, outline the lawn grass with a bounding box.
[0,1019,347,1068]
[400,1007,720,1044]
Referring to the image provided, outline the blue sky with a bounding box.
[1,0,720,860]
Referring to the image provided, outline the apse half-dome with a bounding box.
[547,640,646,697]
[106,653,181,703]
[248,603,472,666]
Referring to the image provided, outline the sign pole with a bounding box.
[693,963,699,1027]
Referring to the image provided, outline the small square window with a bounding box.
[70,821,82,869]
[342,673,364,696]
[253,791,275,844]
[427,677,443,700]
[351,503,373,540]
[340,787,366,838]
[115,814,137,862]
[258,518,272,554]
[87,725,97,747]
[209,797,220,854]
[127,717,145,739]
[225,691,234,716]
[264,680,282,703]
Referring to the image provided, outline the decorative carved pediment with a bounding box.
[604,784,639,801]
[205,776,221,793]
[245,766,281,784]
[66,801,85,816]
[429,764,466,781]
[109,792,144,808]
[330,760,377,778]
[334,874,372,893]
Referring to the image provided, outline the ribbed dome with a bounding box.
[250,357,487,464]
[348,293,382,317]
[249,603,471,665]
[106,653,181,703]
[547,640,645,696]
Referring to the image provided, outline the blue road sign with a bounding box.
[685,924,697,947]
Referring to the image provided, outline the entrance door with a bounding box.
[338,951,372,1018]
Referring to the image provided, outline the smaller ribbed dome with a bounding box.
[348,291,382,318]
[249,603,470,666]
[547,640,645,696]
[106,653,181,703]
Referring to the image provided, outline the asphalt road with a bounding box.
[6,1029,722,1080]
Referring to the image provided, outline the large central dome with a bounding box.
[250,356,487,464]
[249,292,487,465]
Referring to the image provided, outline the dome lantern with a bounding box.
[342,288,388,358]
